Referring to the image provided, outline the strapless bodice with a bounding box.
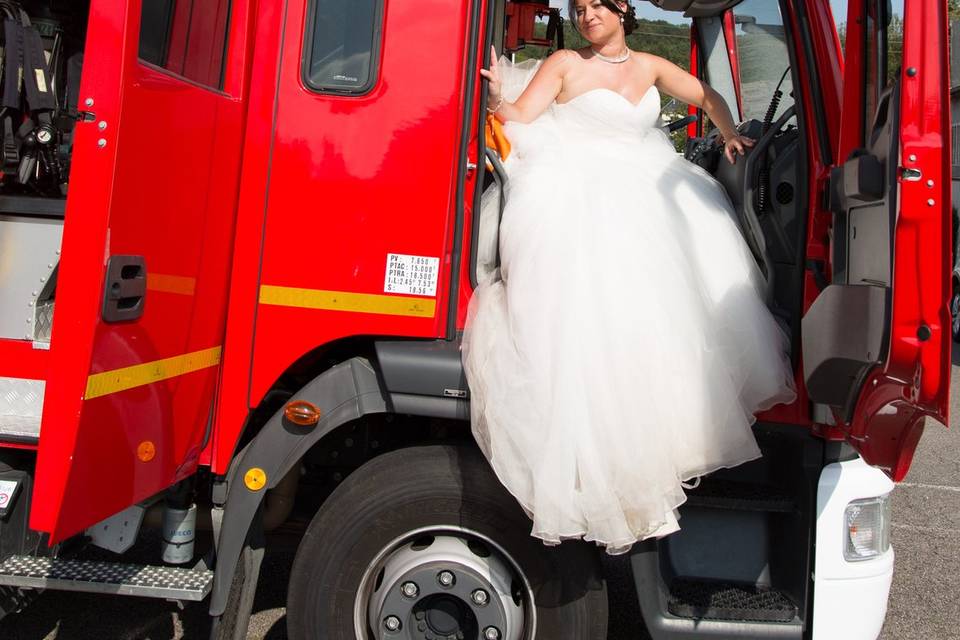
[552,85,663,132]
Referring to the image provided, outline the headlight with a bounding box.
[843,494,892,562]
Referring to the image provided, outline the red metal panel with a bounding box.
[837,0,867,163]
[806,0,844,162]
[31,0,251,541]
[796,0,844,321]
[212,0,286,473]
[456,0,490,331]
[721,11,742,120]
[0,339,50,380]
[246,0,472,404]
[782,0,838,318]
[30,0,129,537]
[687,22,701,138]
[846,0,952,479]
[803,0,950,478]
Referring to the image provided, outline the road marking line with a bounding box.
[891,523,960,534]
[898,482,960,492]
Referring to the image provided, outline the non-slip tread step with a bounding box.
[0,556,213,601]
[667,578,798,623]
[684,479,795,512]
[0,415,41,440]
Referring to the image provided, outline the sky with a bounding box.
[550,0,906,25]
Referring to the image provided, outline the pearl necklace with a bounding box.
[591,48,630,64]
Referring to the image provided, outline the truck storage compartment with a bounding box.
[0,0,88,203]
[0,0,88,442]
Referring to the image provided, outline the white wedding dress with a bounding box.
[462,59,797,555]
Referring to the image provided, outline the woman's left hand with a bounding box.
[723,134,755,164]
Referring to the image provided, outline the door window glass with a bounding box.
[304,0,384,94]
[139,0,232,90]
[730,0,794,124]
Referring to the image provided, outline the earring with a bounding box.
[620,15,625,24]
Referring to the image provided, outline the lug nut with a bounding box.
[483,626,501,640]
[384,615,402,632]
[471,589,489,606]
[401,581,419,598]
[437,570,455,587]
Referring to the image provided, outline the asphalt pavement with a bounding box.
[2,346,960,639]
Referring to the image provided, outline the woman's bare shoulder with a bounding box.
[539,48,585,77]
[545,48,584,65]
[632,51,683,72]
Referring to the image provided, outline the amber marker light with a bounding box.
[284,400,322,426]
[137,441,156,462]
[244,468,267,491]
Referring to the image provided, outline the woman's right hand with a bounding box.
[480,46,503,107]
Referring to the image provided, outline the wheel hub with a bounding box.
[364,534,526,640]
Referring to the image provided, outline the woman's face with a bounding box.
[572,0,625,43]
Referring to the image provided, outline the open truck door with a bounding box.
[28,0,246,542]
[803,0,951,480]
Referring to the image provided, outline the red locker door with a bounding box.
[31,0,252,542]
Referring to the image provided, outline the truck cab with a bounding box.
[0,1,950,639]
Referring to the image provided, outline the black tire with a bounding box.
[286,445,608,640]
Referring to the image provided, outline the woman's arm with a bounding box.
[651,56,754,164]
[481,47,573,124]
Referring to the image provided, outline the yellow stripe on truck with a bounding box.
[84,346,222,400]
[146,273,197,296]
[258,285,436,318]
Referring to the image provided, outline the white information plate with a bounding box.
[384,253,440,297]
[0,479,19,510]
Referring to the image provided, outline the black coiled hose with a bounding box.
[758,67,791,214]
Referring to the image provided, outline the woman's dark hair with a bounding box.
[568,0,640,36]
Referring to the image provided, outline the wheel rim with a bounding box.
[354,526,536,640]
[952,290,960,336]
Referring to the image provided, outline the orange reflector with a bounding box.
[137,441,156,462]
[244,468,267,492]
[284,400,322,426]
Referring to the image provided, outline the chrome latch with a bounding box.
[900,167,922,181]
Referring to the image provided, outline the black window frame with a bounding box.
[137,0,233,92]
[301,0,386,96]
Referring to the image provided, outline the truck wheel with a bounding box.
[286,445,608,640]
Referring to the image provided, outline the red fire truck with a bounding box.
[0,0,950,638]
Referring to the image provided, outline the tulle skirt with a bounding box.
[462,59,796,554]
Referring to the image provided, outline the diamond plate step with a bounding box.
[667,578,798,622]
[0,377,44,440]
[0,556,213,601]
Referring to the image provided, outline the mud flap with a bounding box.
[208,358,388,617]
[208,508,264,640]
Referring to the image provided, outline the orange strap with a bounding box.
[485,114,511,162]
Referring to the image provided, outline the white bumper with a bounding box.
[812,458,895,640]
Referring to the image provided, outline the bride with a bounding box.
[461,0,797,555]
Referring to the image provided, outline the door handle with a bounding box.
[102,255,146,322]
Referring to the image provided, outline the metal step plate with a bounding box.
[0,556,214,601]
[683,478,796,513]
[667,578,798,623]
[0,378,44,440]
